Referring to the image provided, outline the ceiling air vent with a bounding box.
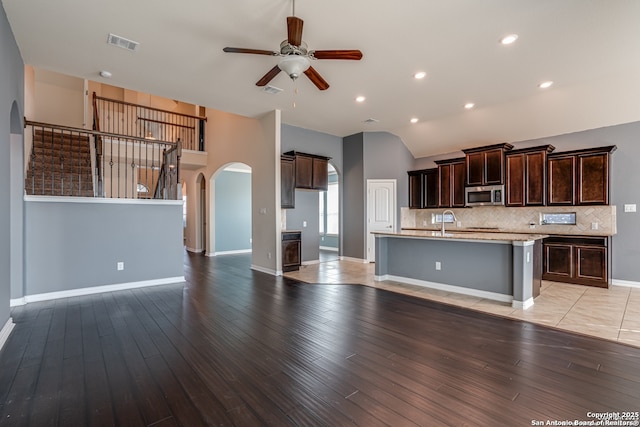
[107,33,140,51]
[263,85,283,94]
[363,118,379,124]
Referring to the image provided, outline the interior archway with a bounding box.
[208,162,252,257]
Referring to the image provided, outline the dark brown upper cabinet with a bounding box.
[435,158,465,208]
[284,151,331,192]
[547,146,616,206]
[281,155,296,209]
[408,168,439,209]
[505,145,555,207]
[463,143,514,186]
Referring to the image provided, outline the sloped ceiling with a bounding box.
[3,0,640,158]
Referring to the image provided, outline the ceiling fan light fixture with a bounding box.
[278,55,310,80]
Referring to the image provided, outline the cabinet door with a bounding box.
[439,165,452,207]
[312,157,328,190]
[424,169,439,208]
[548,156,575,205]
[466,152,484,186]
[575,245,607,287]
[281,157,295,209]
[282,239,301,272]
[484,149,504,184]
[408,171,423,208]
[543,243,573,280]
[526,151,546,206]
[578,152,608,205]
[452,161,466,207]
[506,154,525,206]
[295,155,313,189]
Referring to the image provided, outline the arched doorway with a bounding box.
[209,163,252,256]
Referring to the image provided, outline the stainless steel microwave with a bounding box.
[465,185,504,206]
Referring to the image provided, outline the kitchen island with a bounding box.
[373,230,547,309]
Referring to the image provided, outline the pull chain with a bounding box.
[292,81,298,108]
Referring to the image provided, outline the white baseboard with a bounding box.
[512,297,534,310]
[320,246,339,252]
[10,276,185,306]
[376,274,513,304]
[0,317,15,352]
[214,249,252,256]
[611,279,640,288]
[340,256,369,264]
[185,246,203,253]
[251,264,279,276]
[302,260,320,266]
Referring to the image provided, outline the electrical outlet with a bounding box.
[591,222,599,230]
[303,221,307,227]
[456,221,462,227]
[422,220,428,226]
[117,262,124,271]
[435,261,441,270]
[267,252,272,259]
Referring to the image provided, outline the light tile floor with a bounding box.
[285,258,640,348]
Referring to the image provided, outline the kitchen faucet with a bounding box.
[441,209,457,234]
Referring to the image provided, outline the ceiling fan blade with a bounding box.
[287,16,304,46]
[311,50,363,60]
[256,65,282,87]
[223,47,278,56]
[304,66,329,91]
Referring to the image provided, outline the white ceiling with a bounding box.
[4,0,640,158]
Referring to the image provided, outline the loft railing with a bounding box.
[25,120,181,200]
[92,92,206,152]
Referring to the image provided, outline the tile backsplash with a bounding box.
[401,205,616,236]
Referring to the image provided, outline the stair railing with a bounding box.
[92,92,206,152]
[25,120,181,200]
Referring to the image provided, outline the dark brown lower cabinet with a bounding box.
[542,236,608,287]
[282,231,301,272]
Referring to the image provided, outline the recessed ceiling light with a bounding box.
[500,34,519,45]
[410,118,419,124]
[464,103,475,109]
[414,71,427,79]
[355,95,366,103]
[538,81,554,89]
[99,70,112,78]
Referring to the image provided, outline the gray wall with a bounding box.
[1,3,24,325]
[342,133,365,259]
[281,124,343,259]
[215,170,252,253]
[363,131,415,229]
[413,121,640,282]
[25,200,184,295]
[341,131,415,260]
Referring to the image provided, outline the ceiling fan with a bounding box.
[223,2,362,91]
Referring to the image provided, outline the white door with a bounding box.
[367,179,396,262]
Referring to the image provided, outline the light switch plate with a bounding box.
[624,204,637,213]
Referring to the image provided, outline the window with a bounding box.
[326,182,339,234]
[183,195,187,228]
[319,181,339,235]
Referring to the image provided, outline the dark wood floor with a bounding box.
[2,252,640,426]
